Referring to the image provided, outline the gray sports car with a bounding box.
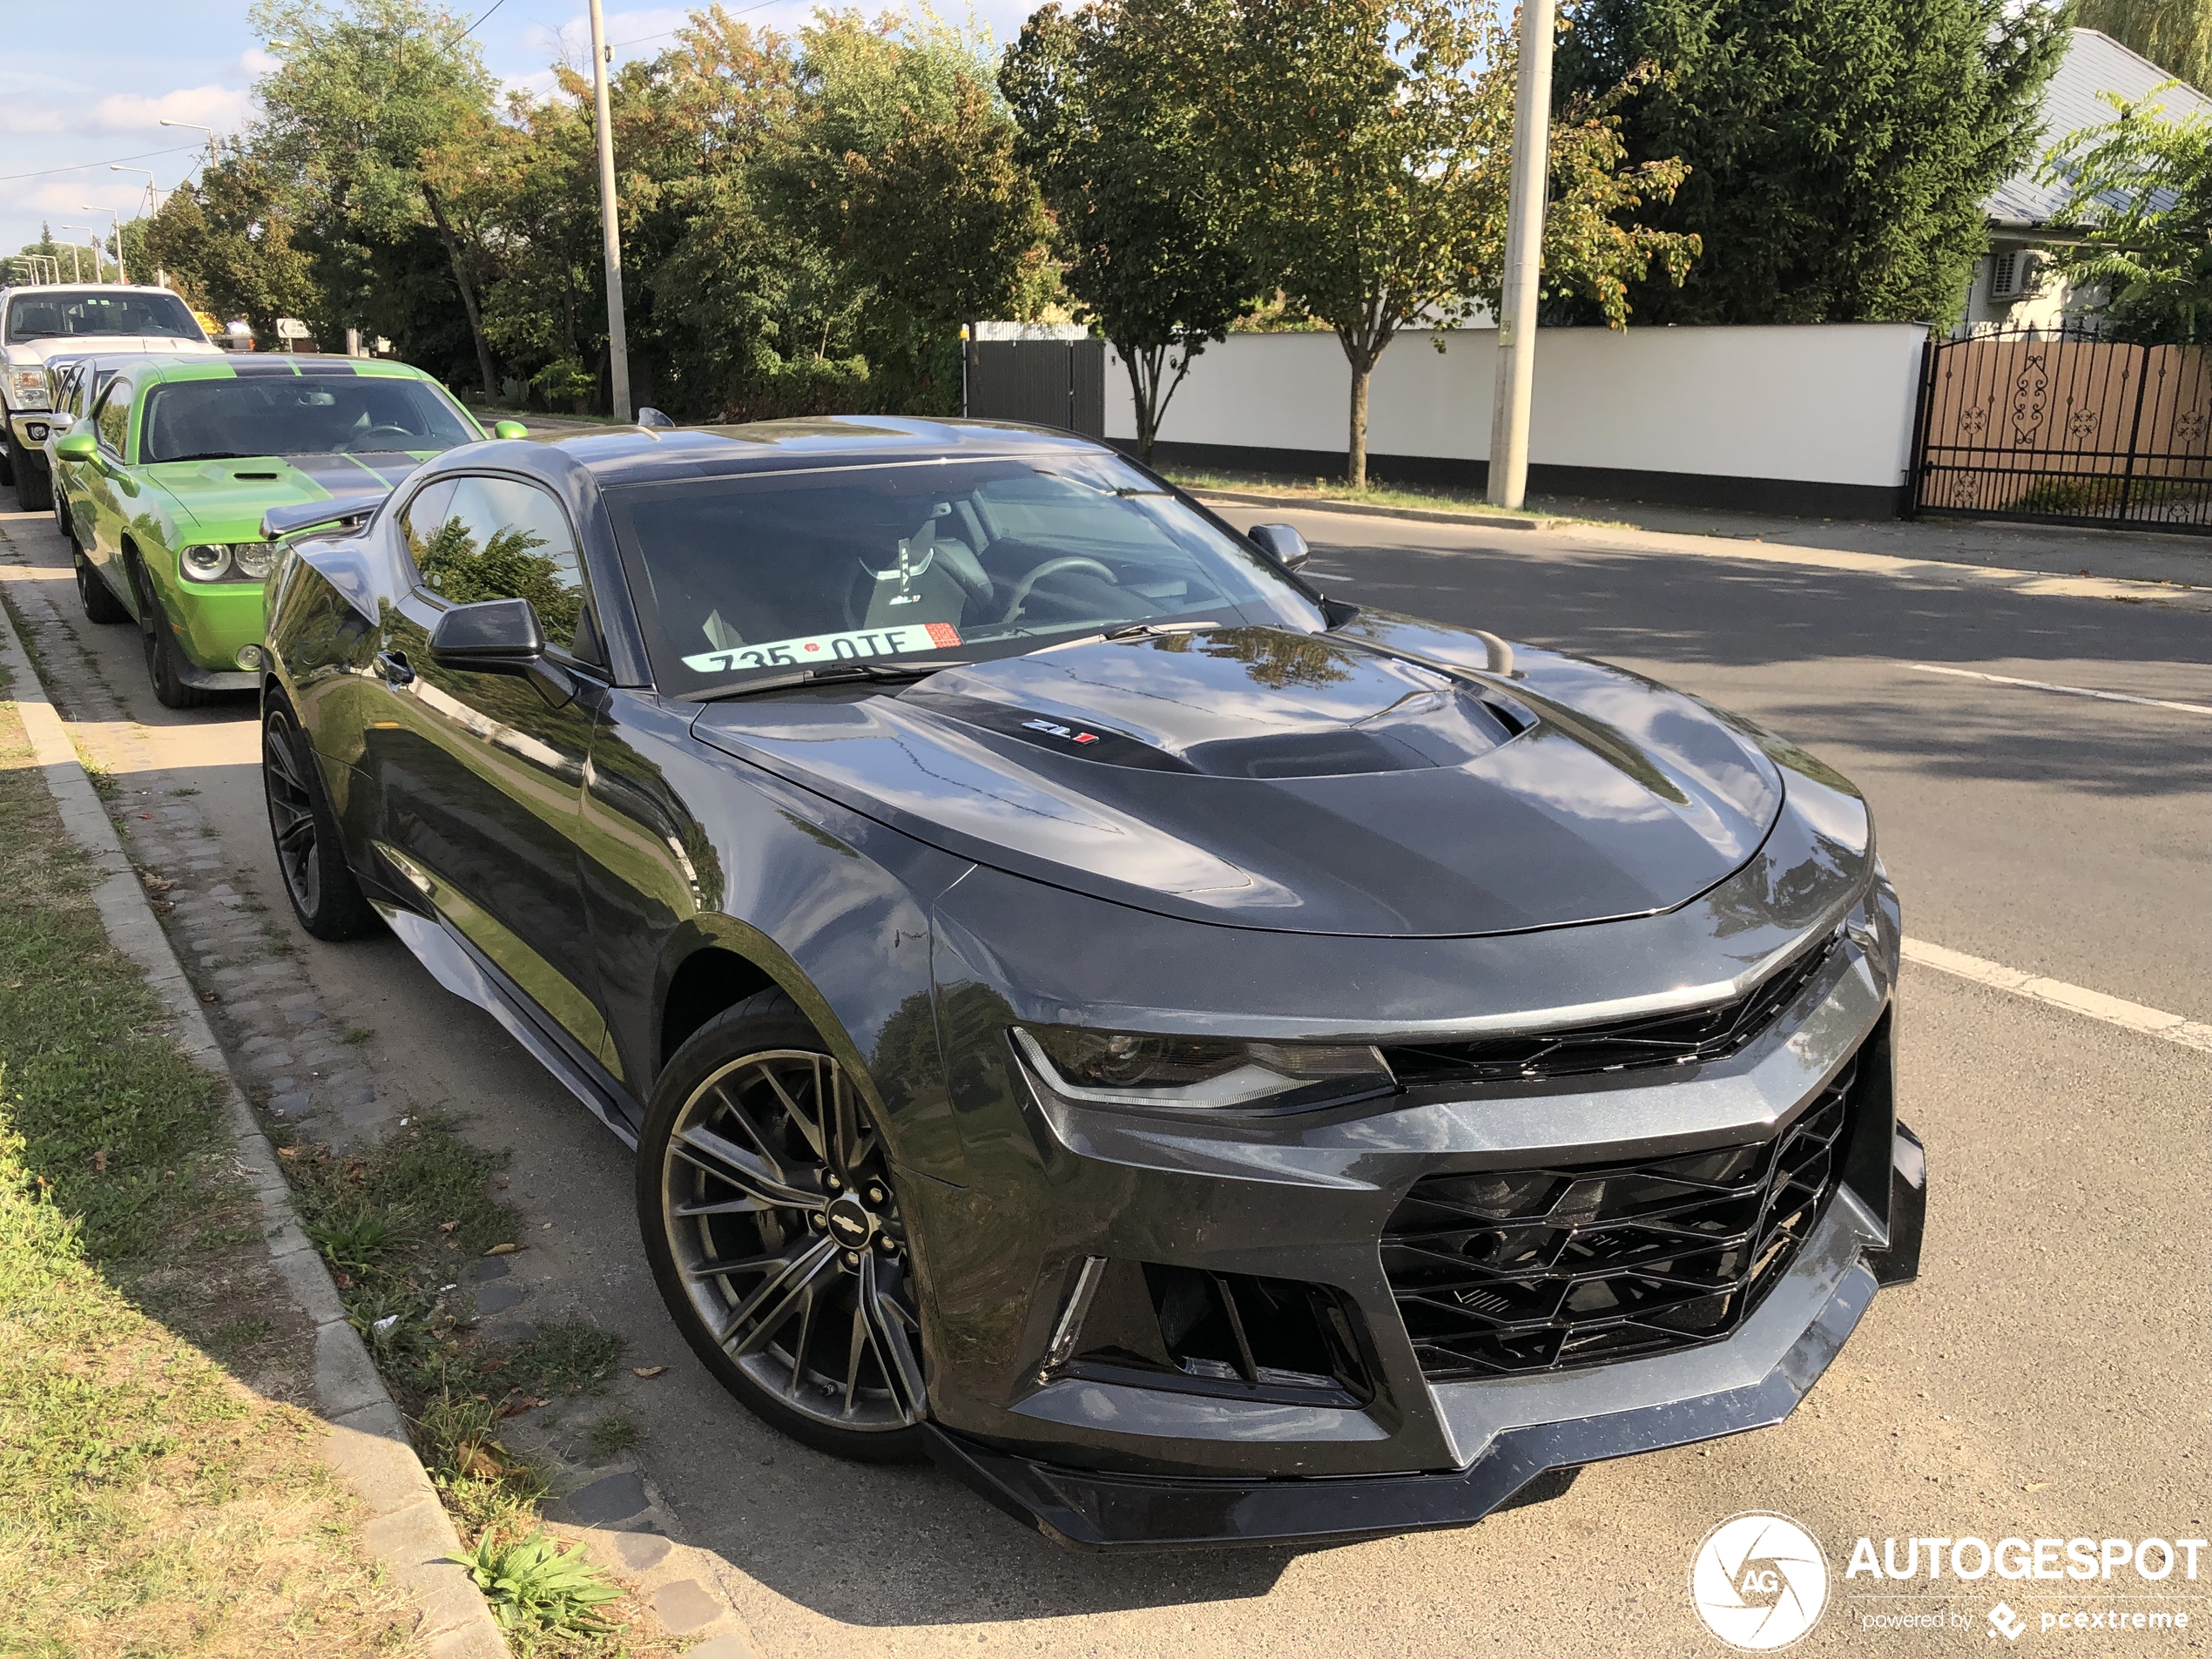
[258,416,1922,1548]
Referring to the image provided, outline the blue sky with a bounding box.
[3,1,1035,265]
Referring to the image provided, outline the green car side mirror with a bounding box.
[492,420,529,441]
[53,432,97,462]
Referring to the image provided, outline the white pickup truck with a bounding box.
[2,284,219,510]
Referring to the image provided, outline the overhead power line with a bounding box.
[0,143,205,186]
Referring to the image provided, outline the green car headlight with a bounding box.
[179,543,275,583]
[1013,1025,1395,1113]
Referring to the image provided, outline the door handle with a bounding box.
[375,650,415,685]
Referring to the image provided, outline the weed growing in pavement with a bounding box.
[587,1412,643,1460]
[453,1530,622,1646]
[168,786,199,797]
[509,1321,623,1399]
[341,1024,374,1045]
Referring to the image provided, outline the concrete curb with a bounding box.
[1190,485,1567,532]
[0,594,509,1659]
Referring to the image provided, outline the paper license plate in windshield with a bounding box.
[683,621,962,674]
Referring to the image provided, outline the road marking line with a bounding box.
[1910,663,2212,717]
[1902,937,2212,1055]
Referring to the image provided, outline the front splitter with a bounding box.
[925,1262,1878,1550]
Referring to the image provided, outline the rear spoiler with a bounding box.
[261,495,388,543]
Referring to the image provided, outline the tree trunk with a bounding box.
[421,183,497,399]
[1347,359,1371,489]
[1124,344,1160,463]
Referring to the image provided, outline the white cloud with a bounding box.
[235,47,282,77]
[0,109,69,135]
[91,84,254,135]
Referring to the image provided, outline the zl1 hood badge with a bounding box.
[1021,718,1101,745]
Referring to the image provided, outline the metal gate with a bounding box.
[1912,326,2212,532]
[963,339,1105,437]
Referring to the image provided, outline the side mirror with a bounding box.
[1248,523,1311,570]
[53,432,98,462]
[429,597,544,670]
[47,413,73,433]
[492,419,529,441]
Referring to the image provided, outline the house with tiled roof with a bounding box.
[1959,28,2212,334]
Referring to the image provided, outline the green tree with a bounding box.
[2076,0,2212,93]
[1227,0,1698,486]
[251,0,503,392]
[1002,0,1255,462]
[144,150,319,336]
[2041,88,2212,340]
[1557,0,2068,327]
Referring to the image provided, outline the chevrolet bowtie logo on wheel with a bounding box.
[1690,1513,1831,1650]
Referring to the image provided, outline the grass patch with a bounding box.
[0,671,411,1654]
[587,1412,643,1461]
[341,1024,374,1045]
[1163,464,1572,520]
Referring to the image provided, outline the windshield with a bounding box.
[139,374,478,462]
[604,453,1327,695]
[4,290,202,344]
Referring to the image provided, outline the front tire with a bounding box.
[261,697,380,941]
[76,549,129,624]
[639,992,927,1463]
[131,559,214,710]
[7,432,50,511]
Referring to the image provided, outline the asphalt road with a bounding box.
[3,500,2206,1658]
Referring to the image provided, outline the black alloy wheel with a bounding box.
[640,992,927,1461]
[75,548,129,624]
[7,431,49,511]
[52,479,71,541]
[130,560,213,710]
[261,698,379,941]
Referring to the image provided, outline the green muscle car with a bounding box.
[54,354,523,706]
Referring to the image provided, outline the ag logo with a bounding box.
[1689,1512,1831,1651]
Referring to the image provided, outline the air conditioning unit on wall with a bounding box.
[1990,251,2044,301]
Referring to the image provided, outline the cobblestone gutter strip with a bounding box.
[0,595,509,1659]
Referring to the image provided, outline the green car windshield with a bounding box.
[140,375,478,463]
[4,289,201,343]
[604,452,1325,695]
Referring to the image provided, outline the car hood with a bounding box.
[691,617,1786,937]
[5,336,219,368]
[140,452,428,535]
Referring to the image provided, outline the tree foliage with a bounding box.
[2075,0,2212,95]
[1225,0,1699,485]
[2042,89,2212,341]
[1002,0,1255,462]
[1557,0,2068,327]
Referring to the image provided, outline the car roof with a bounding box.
[528,415,1126,487]
[130,354,443,388]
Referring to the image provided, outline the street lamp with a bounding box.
[111,165,162,216]
[59,226,96,283]
[82,206,125,286]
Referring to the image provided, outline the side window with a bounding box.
[399,478,458,562]
[93,383,130,455]
[409,475,588,654]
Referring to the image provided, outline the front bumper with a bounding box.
[9,409,57,454]
[158,572,267,681]
[926,1124,1924,1548]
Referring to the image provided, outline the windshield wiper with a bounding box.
[684,659,969,702]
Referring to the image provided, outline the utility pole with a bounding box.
[586,0,631,422]
[1486,0,1555,511]
[84,206,125,284]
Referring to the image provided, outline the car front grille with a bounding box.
[1379,927,1843,1089]
[1380,1055,1859,1380]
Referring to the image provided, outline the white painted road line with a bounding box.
[1910,663,2212,717]
[1903,937,2212,1055]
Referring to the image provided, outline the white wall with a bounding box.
[1105,323,1928,490]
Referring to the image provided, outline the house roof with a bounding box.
[1986,29,2212,228]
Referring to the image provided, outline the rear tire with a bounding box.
[76,550,129,624]
[261,695,380,941]
[7,432,49,511]
[130,557,215,710]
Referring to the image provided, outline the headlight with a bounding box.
[1013,1026,1395,1113]
[179,543,275,583]
[7,368,50,409]
[180,543,233,582]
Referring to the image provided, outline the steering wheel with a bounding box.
[998,556,1118,624]
[341,425,419,453]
